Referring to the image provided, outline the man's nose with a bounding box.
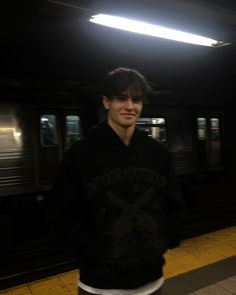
[124,97,134,109]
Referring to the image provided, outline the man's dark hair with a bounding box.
[102,67,153,102]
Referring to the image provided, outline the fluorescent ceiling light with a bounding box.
[90,14,230,47]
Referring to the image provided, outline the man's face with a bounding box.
[103,90,143,129]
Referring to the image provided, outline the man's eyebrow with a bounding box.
[117,94,143,97]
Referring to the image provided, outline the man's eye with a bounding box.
[132,97,143,103]
[116,95,127,101]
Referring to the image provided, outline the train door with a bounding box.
[36,108,84,187]
[195,111,223,172]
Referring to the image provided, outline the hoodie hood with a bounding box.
[88,120,148,152]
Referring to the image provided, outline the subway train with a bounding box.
[1,0,236,290]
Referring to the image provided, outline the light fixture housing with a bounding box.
[90,13,230,47]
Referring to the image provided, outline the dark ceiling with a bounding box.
[0,0,236,93]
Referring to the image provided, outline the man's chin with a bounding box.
[120,121,136,128]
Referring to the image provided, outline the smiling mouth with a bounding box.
[121,113,135,116]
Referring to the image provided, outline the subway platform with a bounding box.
[1,226,236,295]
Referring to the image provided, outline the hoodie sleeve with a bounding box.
[49,143,93,262]
[165,153,186,249]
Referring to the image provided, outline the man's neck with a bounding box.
[108,119,135,146]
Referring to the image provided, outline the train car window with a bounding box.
[196,116,222,169]
[197,117,207,167]
[197,118,207,140]
[40,115,58,147]
[65,115,82,149]
[210,118,221,166]
[137,118,166,142]
[210,118,220,141]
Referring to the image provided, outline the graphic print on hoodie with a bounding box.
[83,122,173,273]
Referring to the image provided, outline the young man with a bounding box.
[53,67,185,295]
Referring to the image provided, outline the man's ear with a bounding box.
[102,96,110,110]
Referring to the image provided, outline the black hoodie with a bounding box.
[53,121,185,289]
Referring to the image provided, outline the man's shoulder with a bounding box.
[144,135,169,152]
